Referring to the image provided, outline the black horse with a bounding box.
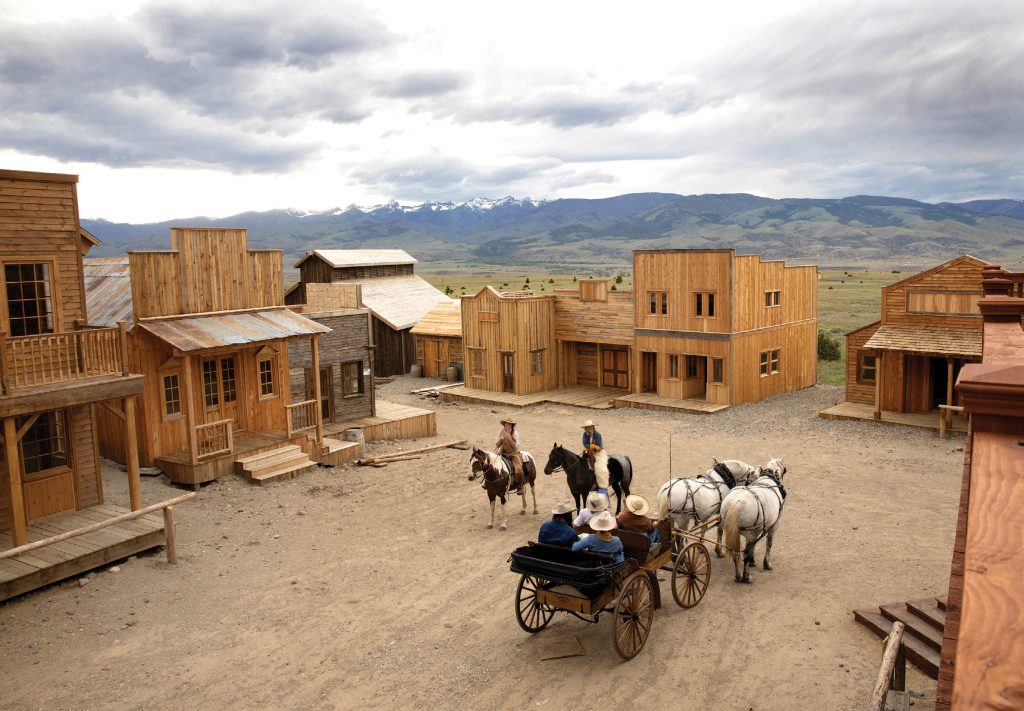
[542,443,633,514]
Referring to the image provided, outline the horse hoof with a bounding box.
[519,510,525,516]
[500,525,507,531]
[734,574,742,583]
[715,549,725,559]
[741,576,752,584]
[763,563,773,571]
[533,509,539,515]
[487,523,493,529]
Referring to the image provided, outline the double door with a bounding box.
[601,347,629,389]
[202,354,241,428]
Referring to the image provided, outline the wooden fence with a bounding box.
[286,399,317,437]
[195,419,233,460]
[0,323,127,393]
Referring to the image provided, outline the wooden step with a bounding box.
[236,447,304,473]
[936,595,947,611]
[854,609,940,679]
[879,603,943,652]
[235,445,301,466]
[250,459,317,486]
[906,598,946,632]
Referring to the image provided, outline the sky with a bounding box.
[1,0,1022,222]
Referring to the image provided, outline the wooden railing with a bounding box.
[0,323,128,394]
[286,399,318,437]
[938,404,965,439]
[195,419,233,460]
[1007,272,1024,299]
[869,620,907,711]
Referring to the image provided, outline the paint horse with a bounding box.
[468,447,538,530]
[542,443,633,514]
[721,459,788,583]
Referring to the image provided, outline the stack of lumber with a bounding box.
[235,445,317,485]
[854,596,946,678]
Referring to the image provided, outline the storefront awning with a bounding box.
[138,308,329,352]
[863,324,982,358]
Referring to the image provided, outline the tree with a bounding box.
[525,277,530,284]
[548,278,554,284]
[817,330,841,361]
[610,284,617,291]
[572,276,577,282]
[615,274,623,284]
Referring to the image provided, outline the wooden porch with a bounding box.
[612,392,729,414]
[819,401,968,434]
[440,385,625,410]
[324,400,437,443]
[156,429,309,485]
[0,504,165,602]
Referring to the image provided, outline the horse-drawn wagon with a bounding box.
[508,517,716,659]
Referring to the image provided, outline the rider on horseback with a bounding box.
[497,417,525,495]
[581,420,610,504]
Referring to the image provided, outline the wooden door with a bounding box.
[502,353,514,393]
[641,352,657,393]
[423,339,439,377]
[320,367,333,423]
[436,340,449,378]
[201,353,241,428]
[601,348,629,389]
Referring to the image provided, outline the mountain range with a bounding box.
[82,193,1024,271]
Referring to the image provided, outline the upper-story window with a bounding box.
[5,263,54,336]
[695,292,716,318]
[648,291,667,315]
[764,290,781,307]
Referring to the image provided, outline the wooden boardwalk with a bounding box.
[612,392,729,414]
[1,504,165,602]
[819,401,967,433]
[440,385,625,410]
[325,400,436,442]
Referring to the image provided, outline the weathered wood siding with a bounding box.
[633,250,732,333]
[554,289,634,346]
[415,335,463,377]
[635,334,730,403]
[730,321,817,405]
[288,311,373,422]
[882,257,986,328]
[333,264,414,281]
[373,317,414,376]
[845,323,881,404]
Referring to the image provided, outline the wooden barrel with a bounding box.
[342,428,365,447]
[445,365,458,382]
[410,363,423,378]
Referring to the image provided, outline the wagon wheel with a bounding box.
[671,542,711,609]
[515,575,554,633]
[612,572,655,660]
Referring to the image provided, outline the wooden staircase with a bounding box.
[315,437,362,466]
[235,445,317,485]
[854,596,946,679]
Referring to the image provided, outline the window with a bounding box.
[202,359,219,406]
[765,290,781,307]
[648,291,667,315]
[668,354,680,379]
[220,357,237,403]
[258,357,276,398]
[341,361,363,397]
[18,410,66,475]
[470,349,485,377]
[711,358,725,384]
[858,352,877,384]
[685,355,699,379]
[162,373,182,417]
[5,262,54,336]
[760,349,780,376]
[695,292,716,318]
[531,349,544,375]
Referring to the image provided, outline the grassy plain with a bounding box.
[419,265,902,386]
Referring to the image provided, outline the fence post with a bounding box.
[163,505,178,565]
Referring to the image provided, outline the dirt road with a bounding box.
[0,381,960,710]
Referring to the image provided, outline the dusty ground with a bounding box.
[0,378,963,711]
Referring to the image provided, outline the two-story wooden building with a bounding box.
[0,169,166,601]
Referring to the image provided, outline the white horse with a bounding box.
[721,459,788,583]
[655,458,766,557]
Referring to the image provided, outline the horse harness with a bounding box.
[739,470,786,545]
[665,465,736,521]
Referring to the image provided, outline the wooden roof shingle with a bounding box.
[864,324,982,358]
[83,258,133,327]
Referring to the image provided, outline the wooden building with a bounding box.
[844,256,987,419]
[411,299,463,378]
[286,249,451,376]
[460,287,557,395]
[0,169,165,600]
[90,228,332,486]
[630,249,817,406]
[554,280,634,390]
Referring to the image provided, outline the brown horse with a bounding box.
[468,447,538,530]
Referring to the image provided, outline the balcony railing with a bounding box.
[286,399,318,437]
[0,324,128,394]
[194,419,233,461]
[1008,272,1024,299]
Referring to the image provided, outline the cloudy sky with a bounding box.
[1,0,1022,222]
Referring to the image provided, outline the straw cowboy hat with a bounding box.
[499,416,517,425]
[624,495,650,517]
[580,419,597,429]
[586,491,609,513]
[551,501,575,515]
[589,510,617,532]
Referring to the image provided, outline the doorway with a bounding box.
[641,352,657,393]
[319,367,334,423]
[201,353,240,428]
[929,357,965,410]
[502,353,514,393]
[601,347,629,389]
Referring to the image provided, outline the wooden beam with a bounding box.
[163,505,178,565]
[311,335,323,445]
[182,354,199,466]
[357,439,467,465]
[874,351,883,420]
[14,412,41,442]
[870,620,906,711]
[99,400,126,422]
[124,395,142,511]
[3,417,27,547]
[118,321,129,376]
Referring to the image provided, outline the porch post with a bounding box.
[123,395,143,511]
[182,353,199,465]
[946,357,954,408]
[3,416,27,547]
[311,335,324,445]
[873,351,883,420]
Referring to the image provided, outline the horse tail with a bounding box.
[723,497,742,554]
[656,484,671,520]
[621,456,632,493]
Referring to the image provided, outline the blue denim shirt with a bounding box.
[572,533,624,563]
[538,520,577,546]
[582,431,603,449]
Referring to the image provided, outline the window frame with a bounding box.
[647,291,668,316]
[759,349,780,377]
[667,354,680,380]
[160,371,183,421]
[18,409,69,479]
[2,258,61,337]
[341,360,363,398]
[258,355,278,400]
[711,357,725,384]
[765,290,781,308]
[695,291,717,318]
[468,347,485,378]
[530,349,545,375]
[857,350,877,384]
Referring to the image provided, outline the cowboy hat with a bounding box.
[499,417,517,425]
[624,495,650,516]
[580,419,597,429]
[586,491,608,513]
[551,501,575,515]
[589,510,617,532]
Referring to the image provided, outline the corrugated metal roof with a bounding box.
[138,308,329,352]
[83,258,134,327]
[295,249,417,269]
[411,299,462,337]
[864,324,982,358]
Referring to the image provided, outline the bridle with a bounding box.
[470,451,509,484]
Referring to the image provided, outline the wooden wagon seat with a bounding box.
[863,325,982,359]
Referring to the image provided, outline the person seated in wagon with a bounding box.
[617,494,660,545]
[581,420,610,504]
[572,491,608,529]
[538,501,577,546]
[571,510,624,563]
[496,417,525,495]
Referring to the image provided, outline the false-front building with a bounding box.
[410,299,463,378]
